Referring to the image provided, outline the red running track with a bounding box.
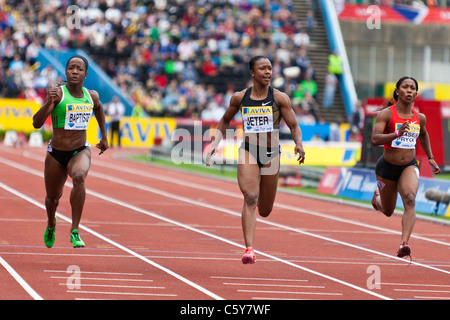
[0,144,449,301]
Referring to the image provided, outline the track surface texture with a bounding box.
[1,145,449,303]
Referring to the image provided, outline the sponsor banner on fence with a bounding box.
[282,141,361,167]
[339,3,450,24]
[337,168,377,202]
[338,3,408,22]
[402,177,450,216]
[0,98,41,133]
[89,116,177,148]
[215,140,362,167]
[317,167,348,195]
[335,168,450,216]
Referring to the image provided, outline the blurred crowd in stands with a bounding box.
[0,0,325,125]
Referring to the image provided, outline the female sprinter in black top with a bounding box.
[206,56,305,264]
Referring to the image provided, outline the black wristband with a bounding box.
[428,156,434,160]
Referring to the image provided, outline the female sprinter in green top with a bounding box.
[33,55,109,248]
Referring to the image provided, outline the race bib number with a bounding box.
[242,106,274,133]
[391,122,420,149]
[64,104,93,130]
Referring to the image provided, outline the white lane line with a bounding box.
[58,283,165,289]
[414,296,450,300]
[66,290,177,297]
[381,282,450,288]
[18,149,450,247]
[0,180,223,301]
[51,276,155,282]
[211,276,309,282]
[85,169,450,276]
[90,158,450,247]
[223,283,325,289]
[45,270,143,276]
[0,256,43,300]
[394,289,450,293]
[0,157,391,300]
[237,289,343,296]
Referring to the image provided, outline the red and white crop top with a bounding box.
[383,105,420,150]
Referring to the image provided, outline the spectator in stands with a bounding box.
[9,54,24,71]
[106,96,125,148]
[349,99,365,142]
[322,72,338,108]
[305,10,316,34]
[300,71,318,100]
[201,54,218,77]
[131,101,146,118]
[293,28,310,47]
[1,0,319,129]
[328,49,343,80]
[301,91,321,123]
[294,46,312,81]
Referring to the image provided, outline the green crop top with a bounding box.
[51,85,94,130]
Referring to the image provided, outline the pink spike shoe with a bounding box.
[371,188,380,211]
[397,242,411,258]
[242,247,256,264]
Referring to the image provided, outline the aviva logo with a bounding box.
[395,122,420,132]
[67,104,93,112]
[242,106,272,115]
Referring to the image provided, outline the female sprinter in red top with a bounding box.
[206,56,305,264]
[371,76,440,258]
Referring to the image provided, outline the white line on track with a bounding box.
[58,283,165,289]
[394,289,450,293]
[51,276,155,282]
[0,256,43,300]
[91,159,450,247]
[5,153,450,298]
[44,270,143,276]
[0,155,392,300]
[0,178,223,300]
[86,165,450,276]
[19,149,450,247]
[237,289,343,296]
[381,282,450,288]
[223,283,325,289]
[66,290,177,297]
[211,276,309,282]
[414,296,450,300]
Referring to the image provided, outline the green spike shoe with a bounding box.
[44,217,57,248]
[70,229,85,248]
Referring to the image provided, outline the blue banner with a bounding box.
[337,168,377,202]
[336,168,450,216]
[398,177,450,216]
